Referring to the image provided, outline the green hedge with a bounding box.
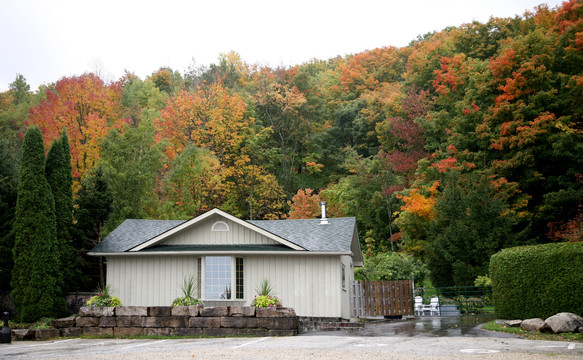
[490,242,583,320]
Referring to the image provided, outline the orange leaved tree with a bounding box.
[28,73,128,191]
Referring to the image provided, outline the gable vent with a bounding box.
[211,221,230,232]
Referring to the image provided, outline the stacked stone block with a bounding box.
[48,306,298,338]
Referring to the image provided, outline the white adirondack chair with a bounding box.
[430,297,440,315]
[414,296,423,315]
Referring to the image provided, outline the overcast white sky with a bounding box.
[0,0,566,92]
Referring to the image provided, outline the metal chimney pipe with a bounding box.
[319,201,329,225]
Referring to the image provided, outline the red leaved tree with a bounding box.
[28,73,128,191]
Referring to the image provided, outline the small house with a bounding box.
[88,206,363,319]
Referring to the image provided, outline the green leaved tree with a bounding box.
[11,126,66,322]
[99,117,166,230]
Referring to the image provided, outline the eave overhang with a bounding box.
[88,250,354,257]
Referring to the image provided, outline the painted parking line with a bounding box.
[121,339,167,350]
[232,337,268,349]
[354,343,388,347]
[460,349,500,354]
[17,338,75,348]
[538,344,577,350]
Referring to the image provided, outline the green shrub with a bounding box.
[9,317,54,330]
[490,242,583,319]
[354,252,429,284]
[474,275,492,287]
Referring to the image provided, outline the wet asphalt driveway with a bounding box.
[305,315,517,338]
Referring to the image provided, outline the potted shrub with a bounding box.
[251,279,283,308]
[86,284,122,307]
[172,275,203,306]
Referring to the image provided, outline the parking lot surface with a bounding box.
[1,317,581,359]
[1,333,581,360]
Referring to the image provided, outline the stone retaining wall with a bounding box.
[33,306,297,340]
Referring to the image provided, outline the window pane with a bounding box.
[205,256,231,299]
[236,258,244,299]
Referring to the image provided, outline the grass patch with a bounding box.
[9,317,54,330]
[483,320,583,342]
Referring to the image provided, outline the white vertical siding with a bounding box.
[245,255,342,317]
[163,218,279,245]
[107,254,349,318]
[107,256,198,306]
[340,255,354,319]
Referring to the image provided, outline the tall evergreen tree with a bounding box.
[0,139,19,291]
[426,172,518,287]
[75,166,113,287]
[45,129,76,292]
[11,126,66,322]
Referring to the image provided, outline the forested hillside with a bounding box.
[1,1,581,290]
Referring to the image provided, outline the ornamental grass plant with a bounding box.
[252,279,283,308]
[172,275,203,306]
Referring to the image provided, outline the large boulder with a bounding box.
[51,316,77,328]
[520,318,545,332]
[495,319,522,327]
[544,313,583,334]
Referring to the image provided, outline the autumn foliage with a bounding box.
[156,81,251,164]
[1,0,582,292]
[27,74,128,189]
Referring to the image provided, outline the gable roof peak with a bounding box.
[128,208,306,252]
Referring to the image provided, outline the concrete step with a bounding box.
[315,321,365,331]
[440,305,461,316]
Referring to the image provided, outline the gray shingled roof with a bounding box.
[248,218,356,252]
[91,217,357,254]
[91,219,186,253]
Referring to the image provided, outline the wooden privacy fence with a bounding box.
[352,280,414,318]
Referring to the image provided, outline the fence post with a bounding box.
[437,288,441,316]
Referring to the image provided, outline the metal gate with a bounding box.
[352,280,414,318]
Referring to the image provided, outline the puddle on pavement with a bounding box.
[323,315,496,337]
[391,315,496,337]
